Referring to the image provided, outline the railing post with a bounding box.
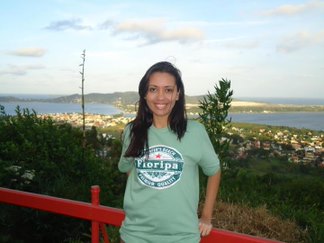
[91,185,100,243]
[100,223,110,243]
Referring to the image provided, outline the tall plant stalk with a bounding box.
[80,50,86,149]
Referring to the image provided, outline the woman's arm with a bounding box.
[199,170,221,236]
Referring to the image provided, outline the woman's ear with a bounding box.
[176,91,180,100]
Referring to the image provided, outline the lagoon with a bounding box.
[229,112,324,131]
[1,101,324,131]
[1,101,122,116]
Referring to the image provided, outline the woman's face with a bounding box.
[145,71,179,125]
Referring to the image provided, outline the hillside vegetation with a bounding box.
[0,105,323,242]
[1,76,324,243]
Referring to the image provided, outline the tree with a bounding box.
[0,107,125,242]
[199,78,233,170]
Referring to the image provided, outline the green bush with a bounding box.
[219,162,324,243]
[0,106,126,242]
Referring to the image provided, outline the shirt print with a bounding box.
[135,145,184,190]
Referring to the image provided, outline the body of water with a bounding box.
[1,101,324,131]
[1,102,122,116]
[229,112,324,131]
[2,94,324,105]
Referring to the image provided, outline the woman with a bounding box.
[118,61,221,243]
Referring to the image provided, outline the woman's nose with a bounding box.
[157,89,165,99]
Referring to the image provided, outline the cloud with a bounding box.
[45,17,203,45]
[112,19,204,45]
[277,31,324,52]
[45,18,92,31]
[98,20,115,30]
[261,0,324,16]
[7,48,47,57]
[0,64,46,76]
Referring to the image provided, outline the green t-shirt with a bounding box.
[118,120,220,243]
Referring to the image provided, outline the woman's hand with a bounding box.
[199,171,221,237]
[199,218,213,236]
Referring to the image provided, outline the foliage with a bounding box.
[219,158,324,243]
[0,107,126,242]
[206,201,308,243]
[199,78,233,169]
[1,102,323,242]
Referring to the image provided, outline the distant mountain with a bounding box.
[0,92,138,104]
[2,93,324,113]
[47,92,140,105]
[0,92,242,106]
[0,96,24,102]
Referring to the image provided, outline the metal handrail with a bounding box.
[0,186,282,243]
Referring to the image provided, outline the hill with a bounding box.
[47,92,139,104]
[1,92,324,113]
[0,92,204,106]
[48,92,206,105]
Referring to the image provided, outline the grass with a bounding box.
[200,201,309,243]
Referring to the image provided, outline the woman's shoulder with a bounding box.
[122,122,133,139]
[187,119,206,131]
[124,122,133,130]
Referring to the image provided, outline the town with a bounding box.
[39,113,133,128]
[228,125,324,168]
[38,113,324,168]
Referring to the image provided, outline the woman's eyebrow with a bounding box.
[148,84,175,87]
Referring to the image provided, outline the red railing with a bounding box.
[0,186,282,243]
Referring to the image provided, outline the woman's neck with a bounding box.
[152,117,168,128]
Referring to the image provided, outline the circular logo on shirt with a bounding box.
[135,145,184,190]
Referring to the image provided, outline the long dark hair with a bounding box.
[125,61,187,157]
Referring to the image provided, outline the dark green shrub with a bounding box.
[0,107,126,242]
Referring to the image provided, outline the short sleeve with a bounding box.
[118,124,134,173]
[197,123,221,176]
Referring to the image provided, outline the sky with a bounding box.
[0,0,324,98]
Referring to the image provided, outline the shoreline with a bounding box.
[2,103,323,131]
[2,101,324,115]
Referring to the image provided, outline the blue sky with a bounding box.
[0,0,323,98]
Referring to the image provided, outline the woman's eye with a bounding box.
[149,87,157,92]
[165,88,174,93]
